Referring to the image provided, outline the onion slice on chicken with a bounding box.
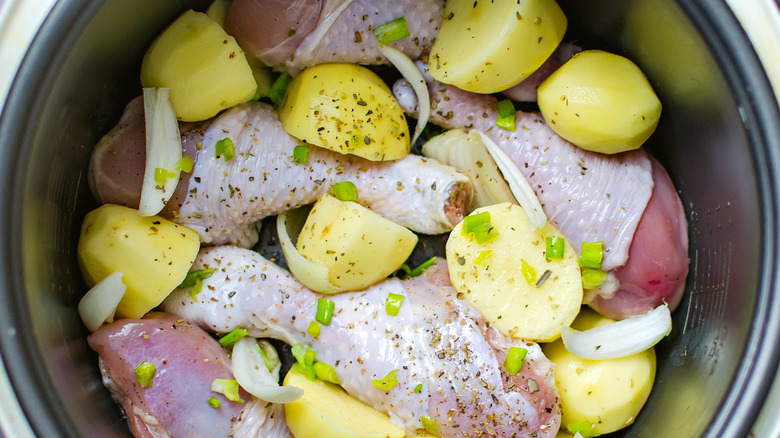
[232,337,303,403]
[561,304,672,360]
[475,130,547,229]
[376,44,429,146]
[140,87,183,216]
[78,271,127,332]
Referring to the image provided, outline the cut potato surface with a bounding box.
[77,204,200,319]
[446,203,582,342]
[278,63,410,161]
[430,0,567,93]
[140,10,256,121]
[538,50,662,154]
[283,367,406,438]
[296,195,418,291]
[543,308,657,435]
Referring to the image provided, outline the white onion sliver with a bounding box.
[232,337,303,404]
[276,209,345,294]
[78,272,127,332]
[377,44,429,146]
[140,87,183,217]
[475,130,547,229]
[561,304,672,360]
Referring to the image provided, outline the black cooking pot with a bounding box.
[0,0,778,436]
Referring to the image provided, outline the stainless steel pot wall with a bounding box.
[0,0,778,437]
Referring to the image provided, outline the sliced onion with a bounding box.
[276,207,345,294]
[232,337,303,403]
[561,304,672,360]
[140,87,183,216]
[474,130,547,229]
[376,44,429,146]
[78,271,127,332]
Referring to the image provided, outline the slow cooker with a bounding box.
[0,0,779,436]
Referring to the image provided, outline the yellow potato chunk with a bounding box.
[538,50,662,154]
[543,308,657,435]
[278,63,410,161]
[78,204,200,319]
[283,367,406,438]
[140,10,256,122]
[296,194,418,291]
[429,0,567,93]
[446,203,582,342]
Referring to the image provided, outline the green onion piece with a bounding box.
[175,155,194,173]
[504,346,528,375]
[268,73,292,107]
[256,342,276,372]
[475,250,493,265]
[546,236,565,260]
[462,211,492,234]
[421,416,440,435]
[407,256,436,277]
[211,378,244,402]
[316,298,335,325]
[332,181,358,202]
[179,268,216,288]
[521,260,536,285]
[581,268,608,289]
[385,293,405,316]
[215,138,236,162]
[579,241,604,269]
[414,383,423,393]
[314,362,340,384]
[188,279,204,302]
[307,320,321,338]
[567,420,600,437]
[218,327,250,347]
[371,369,400,391]
[293,145,309,164]
[134,361,156,388]
[207,396,221,408]
[291,343,317,380]
[373,16,410,45]
[154,167,169,186]
[496,99,517,132]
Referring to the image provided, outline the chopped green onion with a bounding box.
[567,421,600,437]
[581,268,608,289]
[414,383,423,393]
[332,181,358,202]
[179,268,216,288]
[207,396,221,408]
[373,16,410,45]
[255,341,276,372]
[218,327,250,347]
[385,293,405,316]
[188,280,204,301]
[371,369,399,391]
[579,241,604,269]
[134,361,156,388]
[291,343,317,380]
[496,99,516,132]
[211,378,243,402]
[314,362,340,384]
[175,155,194,173]
[546,236,565,260]
[461,211,499,243]
[316,298,335,325]
[154,167,176,186]
[504,346,528,375]
[215,137,235,162]
[521,260,536,285]
[421,416,440,435]
[293,145,309,164]
[475,250,493,265]
[269,73,291,107]
[307,320,321,338]
[397,256,437,279]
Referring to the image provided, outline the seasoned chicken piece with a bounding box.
[162,246,561,437]
[89,98,472,246]
[87,312,291,438]
[224,0,444,73]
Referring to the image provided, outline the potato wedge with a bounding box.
[283,367,405,438]
[278,63,410,161]
[538,50,662,154]
[78,204,200,319]
[446,203,581,342]
[140,10,256,122]
[429,0,567,93]
[296,195,417,291]
[543,308,657,435]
